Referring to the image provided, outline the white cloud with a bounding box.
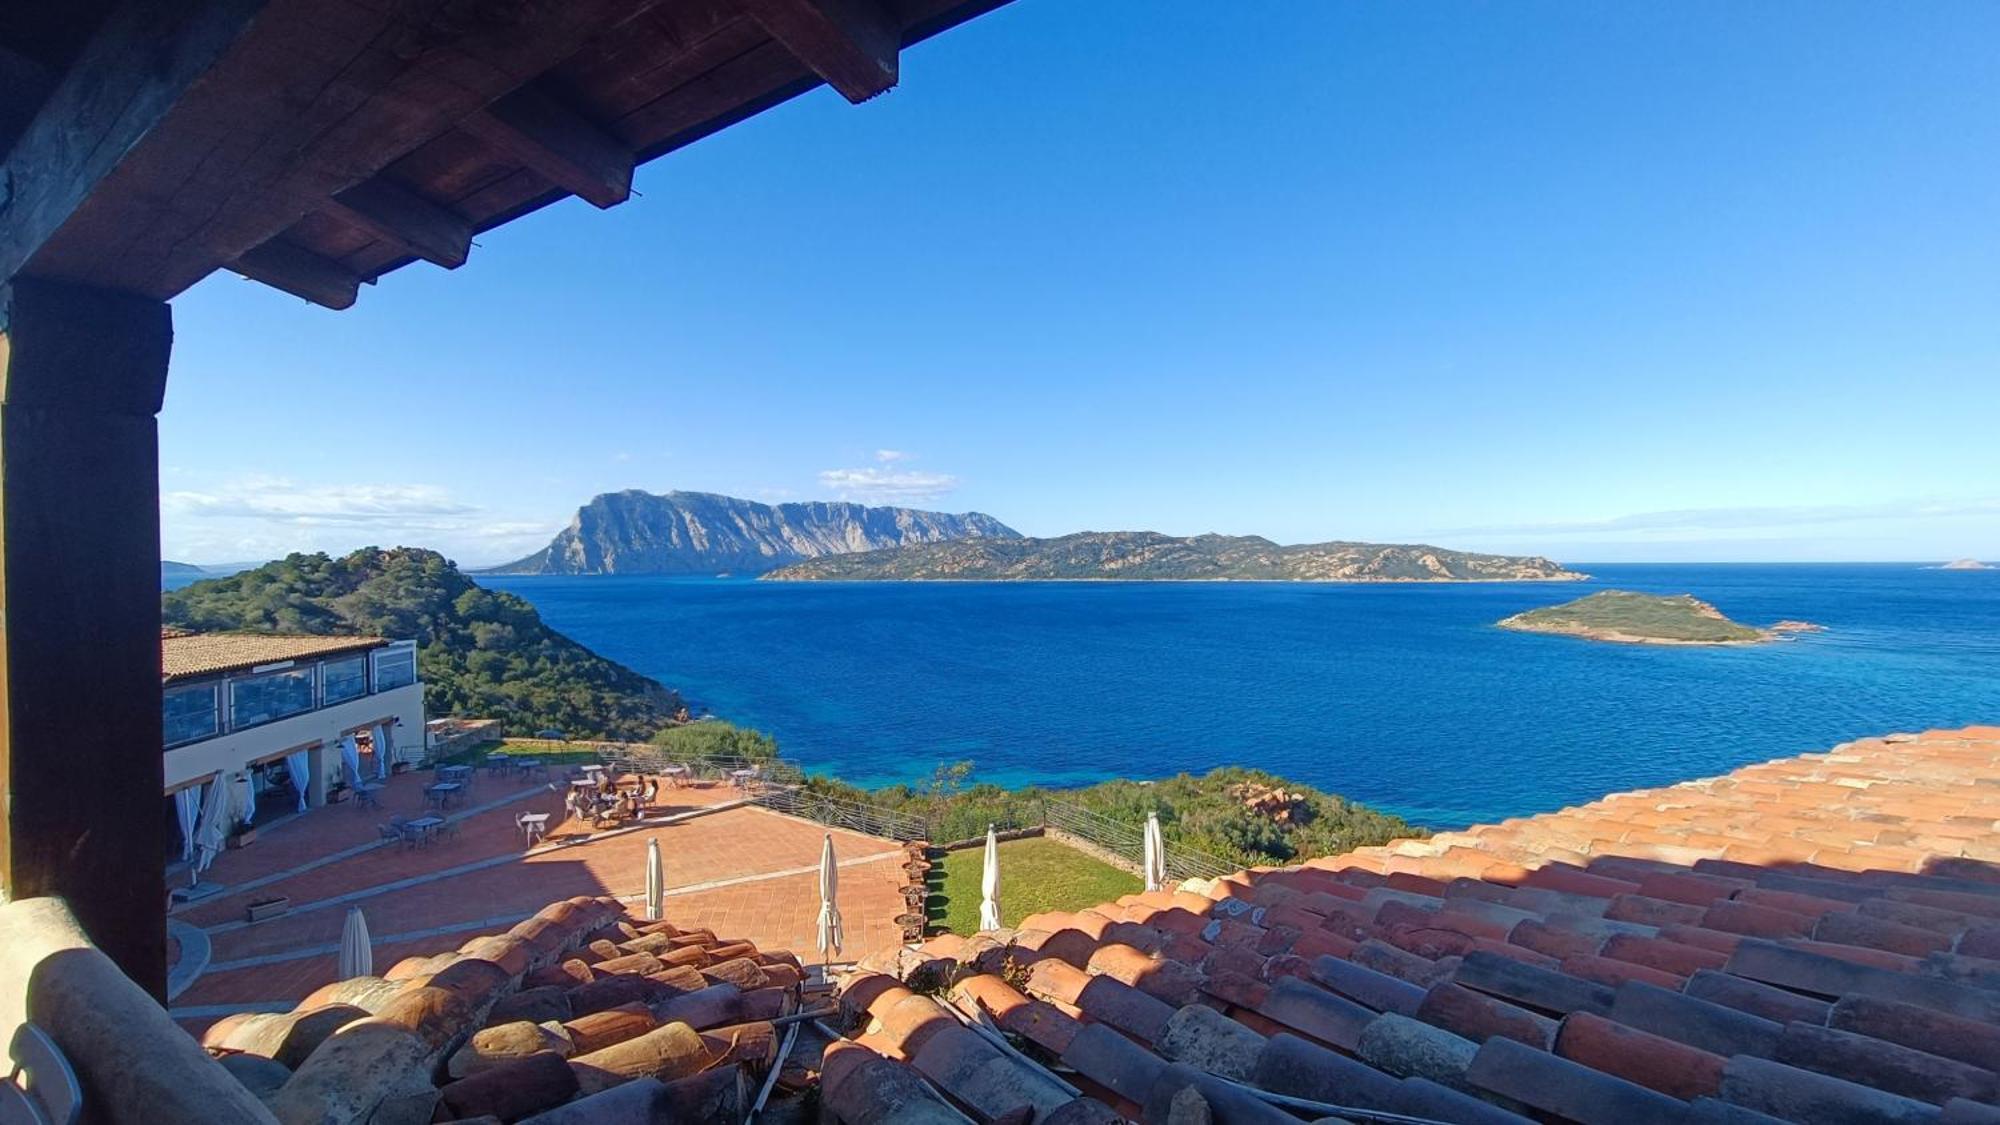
[164,477,477,525]
[817,466,960,504]
[874,449,912,463]
[161,476,556,566]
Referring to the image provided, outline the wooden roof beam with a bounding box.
[229,241,360,310]
[463,85,635,210]
[741,0,900,103]
[323,178,473,271]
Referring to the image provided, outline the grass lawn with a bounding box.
[929,836,1141,936]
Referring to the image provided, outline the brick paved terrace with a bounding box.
[167,768,909,1035]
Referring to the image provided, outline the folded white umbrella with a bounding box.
[191,773,230,886]
[175,786,201,863]
[815,834,843,961]
[338,907,372,979]
[1143,811,1167,893]
[978,825,1003,931]
[645,836,665,922]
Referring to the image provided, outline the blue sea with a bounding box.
[481,565,2000,829]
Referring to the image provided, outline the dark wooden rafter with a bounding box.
[460,84,636,210]
[229,241,362,311]
[3,0,668,305]
[739,0,900,103]
[322,178,473,271]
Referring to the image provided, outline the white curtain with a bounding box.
[284,751,310,813]
[192,773,230,884]
[175,786,201,863]
[373,722,394,779]
[339,735,363,789]
[234,773,256,828]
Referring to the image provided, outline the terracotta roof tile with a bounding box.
[823,725,2000,1123]
[162,630,389,680]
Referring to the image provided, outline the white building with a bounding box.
[162,630,426,827]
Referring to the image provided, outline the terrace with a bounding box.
[165,765,911,1037]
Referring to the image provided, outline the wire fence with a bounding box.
[750,786,932,842]
[1041,798,1238,882]
[507,738,1242,878]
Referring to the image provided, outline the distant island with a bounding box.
[486,490,1017,575]
[1936,558,1993,571]
[161,560,206,578]
[763,531,1587,583]
[1498,590,1821,646]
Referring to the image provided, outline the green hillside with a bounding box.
[1499,590,1772,644]
[161,547,683,740]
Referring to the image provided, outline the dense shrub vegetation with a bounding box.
[804,762,1421,869]
[648,720,779,761]
[162,547,682,740]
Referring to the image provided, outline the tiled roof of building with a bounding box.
[834,725,2000,1124]
[198,895,813,1122]
[161,632,388,682]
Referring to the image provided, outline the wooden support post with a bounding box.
[0,278,171,999]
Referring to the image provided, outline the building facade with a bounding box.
[162,631,426,820]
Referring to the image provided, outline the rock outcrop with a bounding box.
[491,491,1018,575]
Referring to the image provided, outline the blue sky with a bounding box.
[162,1,2000,566]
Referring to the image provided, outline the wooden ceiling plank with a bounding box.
[10,0,667,302]
[229,240,360,310]
[324,177,472,270]
[739,0,898,103]
[461,84,635,210]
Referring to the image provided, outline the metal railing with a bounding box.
[1041,797,1238,882]
[590,743,805,788]
[752,785,931,842]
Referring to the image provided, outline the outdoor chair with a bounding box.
[0,1023,81,1125]
[374,823,401,845]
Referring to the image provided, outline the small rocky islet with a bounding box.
[1498,589,1821,646]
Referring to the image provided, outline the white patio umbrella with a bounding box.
[815,834,843,964]
[338,907,373,979]
[645,836,664,922]
[174,786,201,863]
[978,825,1003,932]
[1143,811,1167,893]
[373,721,394,780]
[191,773,230,886]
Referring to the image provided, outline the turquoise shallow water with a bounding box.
[481,564,2000,829]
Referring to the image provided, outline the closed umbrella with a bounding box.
[645,837,664,922]
[234,773,256,827]
[338,907,373,979]
[978,825,1003,932]
[815,834,843,965]
[373,722,394,780]
[1143,811,1167,893]
[191,773,230,886]
[174,786,201,863]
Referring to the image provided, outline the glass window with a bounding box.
[230,667,316,729]
[163,683,219,746]
[322,655,368,704]
[373,647,416,692]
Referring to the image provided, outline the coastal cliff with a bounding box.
[1498,590,1820,646]
[762,531,1586,582]
[490,490,1019,575]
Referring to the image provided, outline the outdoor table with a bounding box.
[354,783,384,809]
[406,815,445,845]
[661,765,689,787]
[517,812,549,845]
[513,758,543,778]
[440,764,473,784]
[426,781,464,808]
[729,768,756,789]
[580,764,606,775]
[569,779,598,789]
[483,753,511,776]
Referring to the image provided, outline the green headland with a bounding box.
[1498,590,1820,646]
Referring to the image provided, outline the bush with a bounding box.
[648,720,778,761]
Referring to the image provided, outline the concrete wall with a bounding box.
[163,682,425,796]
